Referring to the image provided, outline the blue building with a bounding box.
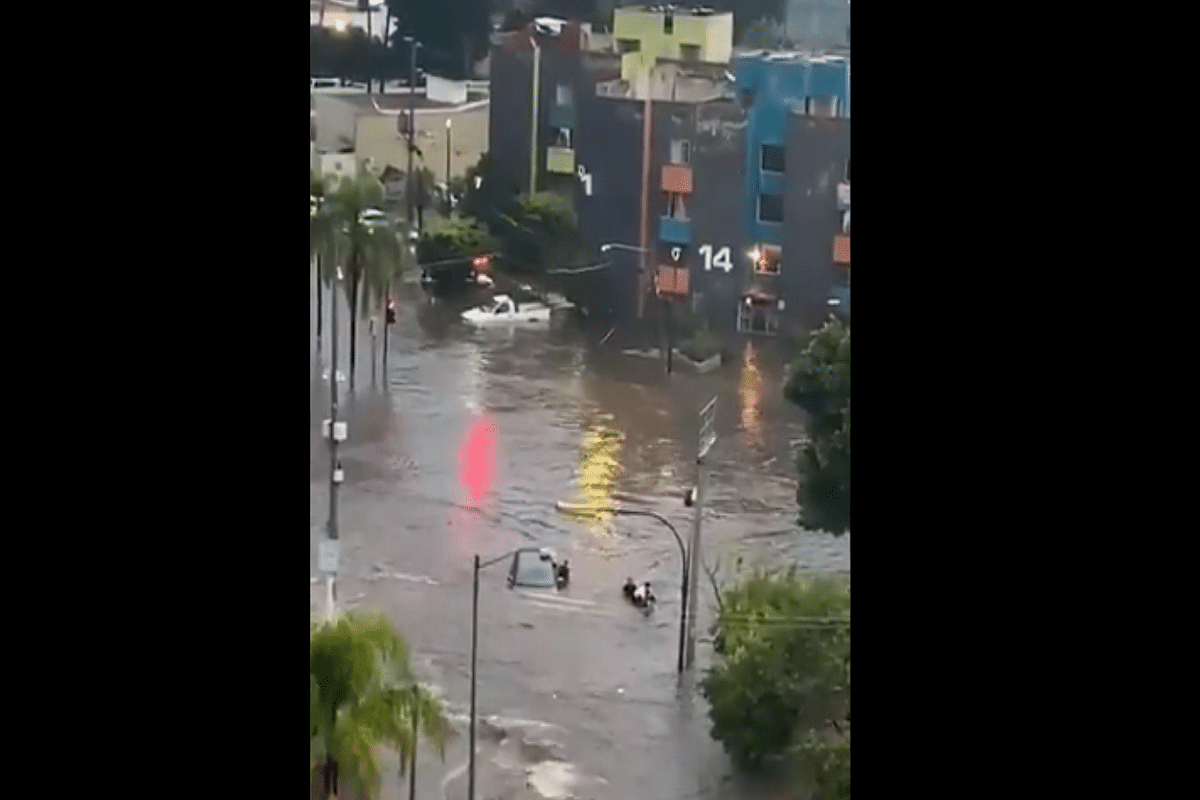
[732,52,850,333]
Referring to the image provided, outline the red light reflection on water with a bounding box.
[460,413,497,506]
[449,413,497,556]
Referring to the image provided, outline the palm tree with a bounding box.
[311,611,450,800]
[326,174,395,392]
[358,223,403,380]
[311,172,336,357]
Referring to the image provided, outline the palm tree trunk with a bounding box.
[323,757,338,799]
[316,252,324,352]
[349,271,359,393]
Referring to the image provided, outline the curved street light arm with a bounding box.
[599,242,648,254]
[479,551,517,570]
[553,500,690,675]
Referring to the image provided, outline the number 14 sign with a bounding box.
[699,244,733,272]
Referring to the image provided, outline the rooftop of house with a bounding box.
[318,91,487,114]
[735,49,849,64]
[616,4,731,16]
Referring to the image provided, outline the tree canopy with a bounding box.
[784,319,850,535]
[492,192,581,275]
[701,567,849,798]
[311,611,450,800]
[386,0,491,79]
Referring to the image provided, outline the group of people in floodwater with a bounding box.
[549,555,656,611]
[622,577,656,608]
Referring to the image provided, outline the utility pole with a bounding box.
[685,396,716,668]
[445,117,453,214]
[529,35,541,195]
[322,255,346,623]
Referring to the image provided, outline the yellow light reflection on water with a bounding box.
[739,342,764,449]
[574,424,623,553]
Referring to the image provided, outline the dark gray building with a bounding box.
[774,112,850,333]
[487,17,850,344]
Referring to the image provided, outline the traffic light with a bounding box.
[684,487,697,507]
[386,300,396,325]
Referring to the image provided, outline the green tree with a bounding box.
[387,0,491,79]
[493,192,580,275]
[327,174,401,392]
[311,612,450,800]
[701,568,850,785]
[311,171,337,354]
[416,217,494,292]
[458,152,523,237]
[784,319,850,534]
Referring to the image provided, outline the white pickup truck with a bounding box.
[461,294,553,328]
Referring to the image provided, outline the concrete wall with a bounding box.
[782,114,850,333]
[426,74,468,105]
[612,8,733,80]
[354,104,489,183]
[314,94,358,152]
[319,152,358,185]
[676,101,748,335]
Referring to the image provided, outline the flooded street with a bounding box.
[310,282,850,800]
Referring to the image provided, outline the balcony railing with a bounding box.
[661,164,693,194]
[658,215,692,244]
[546,147,576,174]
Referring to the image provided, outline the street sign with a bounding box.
[698,396,717,460]
[318,539,340,575]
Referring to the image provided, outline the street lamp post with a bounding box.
[599,242,673,374]
[554,500,689,674]
[468,547,559,800]
[403,36,421,231]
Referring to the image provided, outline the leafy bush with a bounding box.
[701,568,850,774]
[416,217,493,292]
[784,319,850,534]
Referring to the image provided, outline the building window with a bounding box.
[552,127,573,148]
[737,297,779,335]
[670,139,691,165]
[664,13,674,34]
[680,44,700,63]
[834,268,850,288]
[808,96,837,117]
[556,83,573,106]
[617,38,641,53]
[666,192,688,219]
[761,143,785,173]
[754,245,782,275]
[757,193,784,223]
[739,88,757,109]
